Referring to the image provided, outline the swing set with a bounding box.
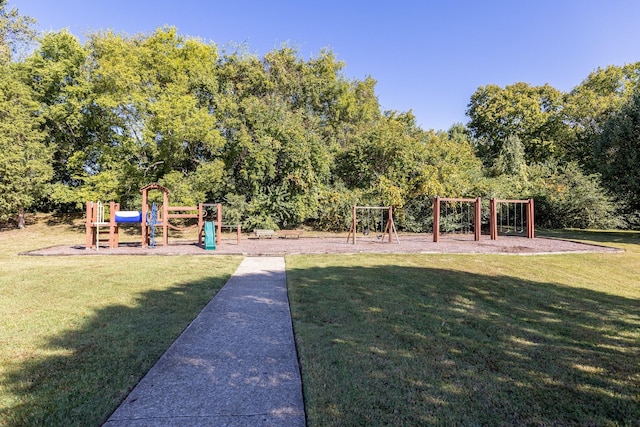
[489,198,534,239]
[431,196,535,242]
[347,206,399,244]
[432,197,482,242]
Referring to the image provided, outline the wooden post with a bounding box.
[387,206,393,242]
[528,199,535,238]
[85,202,93,249]
[489,198,497,240]
[347,205,357,244]
[108,202,117,249]
[237,224,242,245]
[216,203,222,246]
[115,203,120,247]
[433,196,440,242]
[162,191,169,246]
[474,197,482,241]
[198,203,203,245]
[17,207,25,229]
[197,203,204,246]
[353,205,357,244]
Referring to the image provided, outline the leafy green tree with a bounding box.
[314,184,363,231]
[336,112,433,202]
[425,128,484,197]
[0,0,36,65]
[19,30,90,203]
[25,27,227,208]
[527,162,622,229]
[391,123,480,231]
[217,46,366,227]
[0,1,51,228]
[0,68,53,227]
[564,63,640,169]
[401,127,485,232]
[25,21,632,233]
[334,113,483,231]
[594,87,640,217]
[467,82,567,165]
[492,134,526,177]
[221,193,247,226]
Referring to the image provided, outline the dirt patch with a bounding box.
[22,234,622,256]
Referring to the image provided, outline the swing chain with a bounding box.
[361,207,385,237]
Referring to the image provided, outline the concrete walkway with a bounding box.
[104,257,306,426]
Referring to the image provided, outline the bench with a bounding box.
[253,229,275,239]
[279,230,304,239]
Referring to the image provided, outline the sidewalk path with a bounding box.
[104,257,306,426]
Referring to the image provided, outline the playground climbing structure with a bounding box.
[85,183,222,250]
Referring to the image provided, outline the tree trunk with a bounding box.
[17,207,25,229]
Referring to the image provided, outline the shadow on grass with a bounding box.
[288,263,640,426]
[0,277,226,426]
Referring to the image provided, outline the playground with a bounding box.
[10,186,630,424]
[22,187,619,256]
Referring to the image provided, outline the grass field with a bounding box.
[1,217,639,426]
[0,216,242,426]
[287,230,640,426]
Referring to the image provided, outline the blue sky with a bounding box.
[10,0,640,131]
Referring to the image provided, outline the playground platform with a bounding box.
[103,256,305,426]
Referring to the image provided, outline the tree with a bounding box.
[595,87,640,218]
[492,134,526,177]
[333,113,484,231]
[218,46,370,228]
[0,1,50,228]
[24,27,227,208]
[527,162,622,229]
[335,111,434,199]
[19,30,90,202]
[0,0,36,65]
[563,63,640,170]
[0,67,53,227]
[466,82,567,165]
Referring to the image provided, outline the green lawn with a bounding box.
[2,218,639,426]
[0,216,242,426]
[287,231,640,426]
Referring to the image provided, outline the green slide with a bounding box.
[204,221,216,250]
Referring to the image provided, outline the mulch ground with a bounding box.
[22,234,622,256]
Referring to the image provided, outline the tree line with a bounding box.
[1,2,639,230]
